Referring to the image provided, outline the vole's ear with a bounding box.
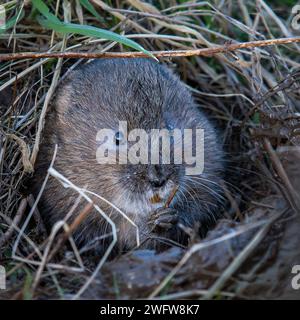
[54,65,84,118]
[54,83,72,118]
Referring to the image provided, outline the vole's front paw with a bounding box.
[148,207,178,231]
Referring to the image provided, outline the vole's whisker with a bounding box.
[184,176,225,203]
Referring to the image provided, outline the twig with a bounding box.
[221,181,243,221]
[0,198,27,248]
[47,167,118,300]
[0,37,300,61]
[201,208,287,299]
[148,219,268,298]
[6,134,33,173]
[31,203,93,294]
[12,145,58,263]
[29,34,67,166]
[264,138,300,211]
[164,185,178,208]
[155,289,235,300]
[46,202,94,263]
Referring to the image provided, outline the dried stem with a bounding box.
[0,37,300,61]
[164,185,179,208]
[0,198,27,248]
[46,202,94,263]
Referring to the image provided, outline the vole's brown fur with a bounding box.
[32,58,225,253]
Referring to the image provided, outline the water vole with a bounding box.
[32,58,225,252]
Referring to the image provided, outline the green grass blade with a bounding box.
[31,0,63,24]
[33,0,157,60]
[37,17,157,60]
[0,10,25,34]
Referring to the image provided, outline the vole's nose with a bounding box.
[149,176,166,188]
[148,165,167,188]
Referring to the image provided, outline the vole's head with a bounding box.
[52,59,223,217]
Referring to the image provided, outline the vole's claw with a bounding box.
[151,207,177,220]
[154,222,174,229]
[149,207,178,231]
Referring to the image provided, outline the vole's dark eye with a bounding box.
[166,123,174,131]
[114,131,124,145]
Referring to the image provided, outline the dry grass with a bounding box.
[0,0,300,300]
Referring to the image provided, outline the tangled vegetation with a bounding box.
[0,0,300,299]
